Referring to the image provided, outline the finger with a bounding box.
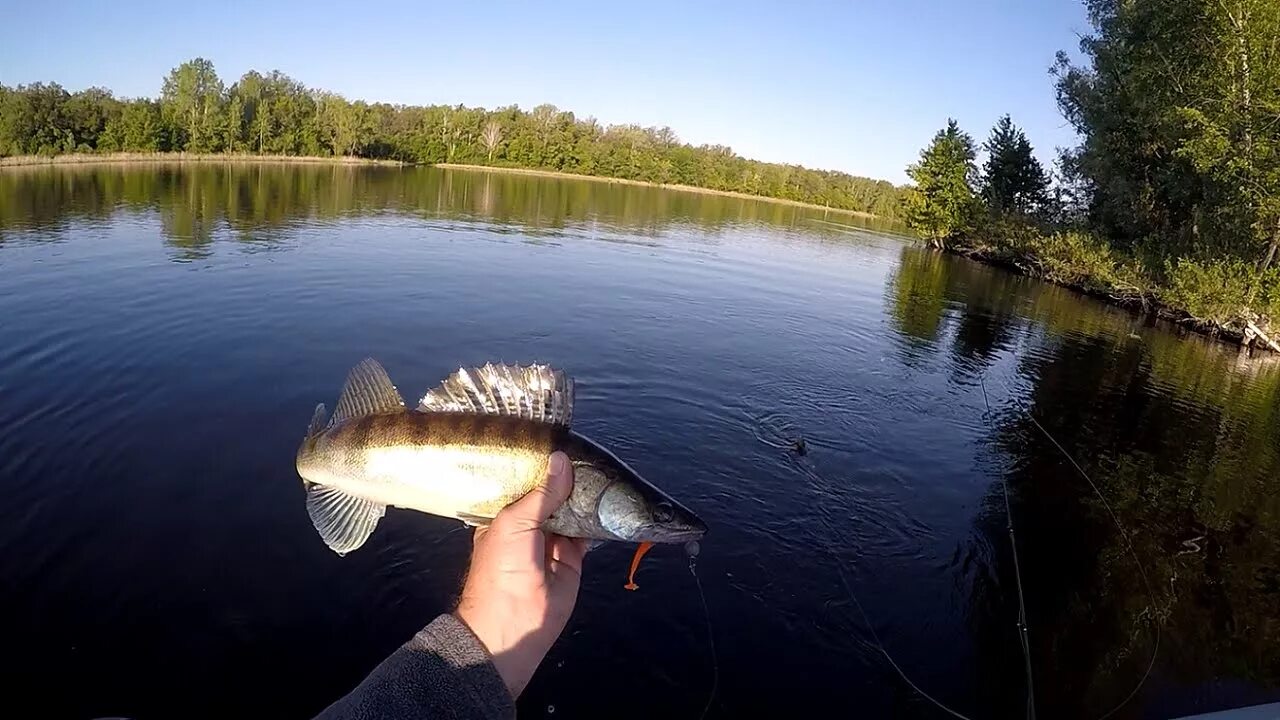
[501,452,574,530]
[548,534,587,577]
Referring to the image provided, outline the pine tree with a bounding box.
[981,115,1050,216]
[904,119,980,245]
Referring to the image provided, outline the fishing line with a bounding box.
[794,375,1160,719]
[687,548,720,720]
[1007,389,1161,720]
[980,378,1036,720]
[832,559,976,720]
[799,451,980,717]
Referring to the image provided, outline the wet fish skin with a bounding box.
[296,379,706,548]
[299,412,557,520]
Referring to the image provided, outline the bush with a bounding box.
[962,214,1149,296]
[1161,258,1280,327]
[935,207,1280,337]
[1024,230,1130,293]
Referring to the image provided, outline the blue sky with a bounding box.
[0,0,1088,184]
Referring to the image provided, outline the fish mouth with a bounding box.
[639,514,708,544]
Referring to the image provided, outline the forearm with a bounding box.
[315,614,516,720]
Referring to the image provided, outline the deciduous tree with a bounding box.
[160,58,224,152]
[481,119,503,162]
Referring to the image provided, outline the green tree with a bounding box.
[215,95,242,153]
[981,115,1050,216]
[1055,0,1280,265]
[64,87,119,151]
[1,59,911,220]
[231,71,269,152]
[100,99,158,152]
[904,119,980,244]
[160,58,224,152]
[0,83,75,155]
[0,85,27,155]
[316,93,355,156]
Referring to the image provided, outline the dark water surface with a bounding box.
[1,164,1277,719]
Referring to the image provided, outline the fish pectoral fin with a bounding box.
[331,358,405,426]
[418,363,573,427]
[306,484,386,555]
[457,511,493,528]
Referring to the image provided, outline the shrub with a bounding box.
[1161,259,1280,328]
[964,214,1148,296]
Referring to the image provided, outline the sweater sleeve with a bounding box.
[315,613,516,720]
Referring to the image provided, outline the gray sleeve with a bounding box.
[315,613,516,720]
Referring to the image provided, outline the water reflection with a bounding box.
[0,164,907,257]
[2,171,1275,716]
[885,249,950,350]
[887,245,1280,718]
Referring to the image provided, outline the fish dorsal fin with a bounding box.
[332,358,404,425]
[418,363,573,427]
[306,403,328,439]
[306,484,386,555]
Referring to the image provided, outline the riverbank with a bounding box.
[433,163,880,218]
[0,153,406,169]
[940,221,1280,353]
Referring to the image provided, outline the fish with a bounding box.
[295,358,707,555]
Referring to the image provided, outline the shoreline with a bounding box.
[433,163,881,218]
[944,245,1278,354]
[4,155,887,220]
[0,152,406,169]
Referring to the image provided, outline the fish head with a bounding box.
[565,433,707,544]
[598,477,707,544]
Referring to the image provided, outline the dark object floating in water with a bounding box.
[790,437,807,455]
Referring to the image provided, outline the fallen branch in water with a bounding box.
[1243,321,1280,352]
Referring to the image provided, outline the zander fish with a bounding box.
[296,358,707,555]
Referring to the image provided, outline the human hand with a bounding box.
[454,451,587,698]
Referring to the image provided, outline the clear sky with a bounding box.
[0,0,1089,184]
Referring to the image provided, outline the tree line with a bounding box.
[0,58,906,219]
[3,162,898,256]
[902,0,1280,336]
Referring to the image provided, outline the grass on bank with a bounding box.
[434,163,881,217]
[941,215,1280,341]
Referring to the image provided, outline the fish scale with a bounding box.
[295,358,706,556]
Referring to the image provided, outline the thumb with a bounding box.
[504,452,574,529]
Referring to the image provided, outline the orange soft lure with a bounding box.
[623,541,655,590]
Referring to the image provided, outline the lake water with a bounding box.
[1,164,1277,719]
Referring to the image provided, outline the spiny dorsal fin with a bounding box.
[306,484,386,555]
[332,358,404,425]
[306,403,328,439]
[417,363,573,427]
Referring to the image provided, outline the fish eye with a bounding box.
[654,501,674,524]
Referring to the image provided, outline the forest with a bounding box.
[0,59,905,219]
[903,0,1280,343]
